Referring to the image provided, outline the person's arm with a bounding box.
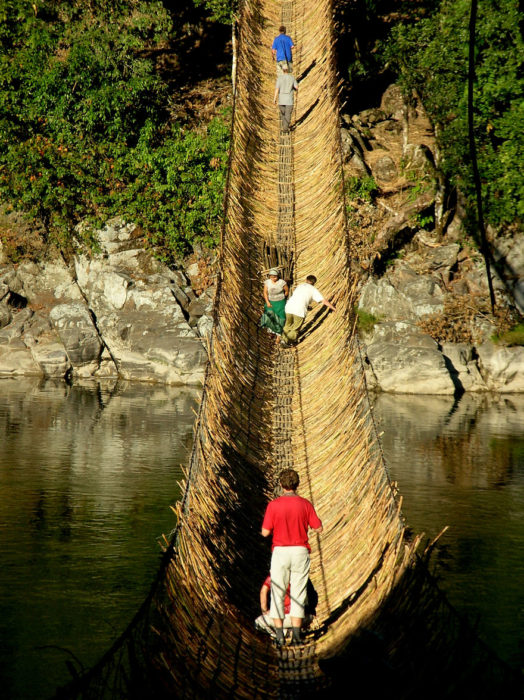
[272,48,277,60]
[311,524,323,534]
[273,84,279,104]
[283,282,289,298]
[293,80,298,92]
[263,283,271,307]
[261,527,271,537]
[322,299,336,312]
[260,583,270,614]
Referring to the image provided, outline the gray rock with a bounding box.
[13,260,82,303]
[359,273,444,322]
[372,155,397,182]
[0,303,11,329]
[491,230,524,314]
[31,342,71,378]
[76,259,206,384]
[441,343,487,392]
[0,269,24,295]
[400,276,444,317]
[348,153,370,177]
[358,108,387,125]
[0,344,41,376]
[197,314,214,340]
[477,343,524,392]
[402,143,434,175]
[49,303,104,374]
[0,282,9,302]
[380,84,405,121]
[0,308,34,344]
[365,321,455,394]
[95,217,141,255]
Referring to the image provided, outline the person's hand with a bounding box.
[267,302,272,308]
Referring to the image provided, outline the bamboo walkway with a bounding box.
[157,0,418,694]
[55,1,523,698]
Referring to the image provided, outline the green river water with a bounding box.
[0,379,523,698]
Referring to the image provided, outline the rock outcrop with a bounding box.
[0,218,211,385]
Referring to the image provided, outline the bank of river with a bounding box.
[0,380,523,698]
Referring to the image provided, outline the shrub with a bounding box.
[356,307,380,335]
[492,323,524,347]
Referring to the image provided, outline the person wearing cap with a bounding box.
[260,268,289,337]
[271,25,295,75]
[273,64,298,134]
[281,275,336,347]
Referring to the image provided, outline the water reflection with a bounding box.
[0,378,200,700]
[372,393,524,668]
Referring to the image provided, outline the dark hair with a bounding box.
[279,25,286,33]
[280,469,299,491]
[306,275,317,285]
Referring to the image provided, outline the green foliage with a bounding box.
[356,307,380,334]
[384,0,523,230]
[492,323,524,347]
[114,111,230,260]
[0,0,231,259]
[345,176,378,203]
[192,0,236,23]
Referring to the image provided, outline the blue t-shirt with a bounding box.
[272,34,294,62]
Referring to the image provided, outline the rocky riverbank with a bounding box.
[0,82,522,393]
[0,219,211,385]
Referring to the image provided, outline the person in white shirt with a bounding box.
[281,275,336,346]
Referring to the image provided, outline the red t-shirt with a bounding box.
[264,575,291,614]
[262,494,322,551]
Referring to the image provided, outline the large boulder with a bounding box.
[0,307,33,343]
[380,83,405,121]
[49,302,106,376]
[359,271,444,322]
[0,343,41,376]
[371,154,397,182]
[11,260,82,303]
[75,257,206,385]
[365,321,455,394]
[477,343,524,392]
[30,342,71,378]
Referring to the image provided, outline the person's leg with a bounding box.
[270,547,291,642]
[289,547,310,643]
[285,314,304,343]
[279,105,287,132]
[281,313,293,344]
[282,105,292,133]
[276,61,285,75]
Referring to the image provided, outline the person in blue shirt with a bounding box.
[271,25,295,75]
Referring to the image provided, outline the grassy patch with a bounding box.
[356,308,380,334]
[492,323,524,346]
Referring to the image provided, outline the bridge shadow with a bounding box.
[313,551,524,699]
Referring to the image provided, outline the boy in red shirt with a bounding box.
[261,469,323,644]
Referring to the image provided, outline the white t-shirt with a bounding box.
[285,283,324,318]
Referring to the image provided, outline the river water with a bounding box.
[1,379,523,698]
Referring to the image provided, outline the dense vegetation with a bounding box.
[0,0,232,260]
[338,0,523,234]
[0,0,521,264]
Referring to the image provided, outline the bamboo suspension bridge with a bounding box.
[56,1,522,698]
